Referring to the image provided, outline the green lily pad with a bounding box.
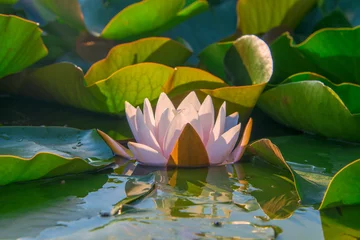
[0,14,47,79]
[198,41,232,80]
[246,134,360,209]
[0,126,115,185]
[270,26,360,84]
[236,0,316,35]
[1,35,271,122]
[224,35,273,86]
[38,0,85,31]
[258,73,360,142]
[85,37,192,85]
[199,35,273,87]
[321,205,360,239]
[101,0,208,40]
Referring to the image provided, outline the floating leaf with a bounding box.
[38,0,85,30]
[101,0,208,40]
[258,74,360,142]
[1,35,270,124]
[199,35,272,87]
[198,41,232,80]
[85,37,192,85]
[321,205,360,239]
[224,35,273,86]
[0,127,115,185]
[236,0,316,35]
[0,14,47,79]
[270,27,360,84]
[320,160,360,209]
[247,135,360,209]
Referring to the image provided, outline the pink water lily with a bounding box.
[119,91,252,167]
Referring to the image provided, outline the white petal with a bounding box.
[163,112,187,159]
[177,91,201,111]
[143,98,156,135]
[225,112,239,132]
[198,95,214,145]
[135,107,162,152]
[207,101,226,148]
[155,93,175,129]
[181,105,203,140]
[157,108,175,152]
[128,142,167,166]
[206,123,241,165]
[125,101,139,142]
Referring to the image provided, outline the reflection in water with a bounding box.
[0,159,347,239]
[132,165,234,219]
[287,161,326,174]
[0,173,109,239]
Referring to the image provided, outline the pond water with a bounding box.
[1,156,355,240]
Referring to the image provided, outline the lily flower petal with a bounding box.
[225,112,239,132]
[207,101,226,148]
[157,108,175,152]
[206,123,241,165]
[125,101,139,142]
[135,107,162,152]
[155,93,175,130]
[97,129,131,159]
[128,142,167,166]
[163,112,187,159]
[232,118,253,163]
[177,91,201,111]
[198,95,214,145]
[143,98,156,136]
[181,105,203,140]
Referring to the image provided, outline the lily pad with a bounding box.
[270,26,360,84]
[84,37,192,85]
[198,41,232,80]
[0,14,47,79]
[1,35,272,123]
[101,0,209,40]
[0,126,115,185]
[258,73,360,142]
[321,205,360,239]
[199,35,273,87]
[38,0,85,31]
[236,0,316,35]
[246,134,360,209]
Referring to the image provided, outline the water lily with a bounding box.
[111,91,252,167]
